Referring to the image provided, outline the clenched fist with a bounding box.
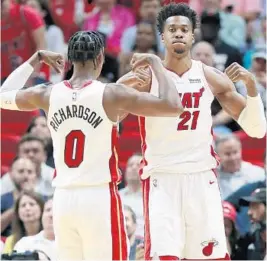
[225,62,255,85]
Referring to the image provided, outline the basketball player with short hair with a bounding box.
[0,31,183,260]
[118,3,266,260]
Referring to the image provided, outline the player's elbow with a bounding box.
[166,102,184,116]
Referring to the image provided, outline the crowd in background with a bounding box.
[1,0,266,259]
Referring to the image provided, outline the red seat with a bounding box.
[1,134,20,152]
[234,130,266,167]
[1,109,39,136]
[1,110,40,170]
[1,153,16,170]
[1,165,9,176]
[1,134,20,168]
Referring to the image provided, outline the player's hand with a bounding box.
[225,62,255,85]
[38,50,65,73]
[131,53,162,70]
[117,68,151,90]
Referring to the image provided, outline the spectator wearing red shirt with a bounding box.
[1,0,47,83]
[1,0,47,80]
[48,0,80,43]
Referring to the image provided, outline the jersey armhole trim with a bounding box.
[200,63,215,98]
[101,84,118,125]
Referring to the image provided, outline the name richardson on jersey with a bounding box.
[49,104,103,131]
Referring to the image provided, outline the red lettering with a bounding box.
[177,111,200,131]
[193,88,204,108]
[182,93,192,108]
[64,130,85,168]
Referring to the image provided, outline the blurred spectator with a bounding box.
[221,0,262,20]
[117,0,141,18]
[239,188,266,259]
[247,16,266,49]
[191,41,215,66]
[237,49,266,112]
[14,198,56,260]
[216,135,266,199]
[191,41,235,135]
[226,181,266,236]
[1,157,38,237]
[121,0,163,55]
[200,12,243,71]
[48,0,79,42]
[26,116,54,168]
[3,191,44,254]
[1,134,55,197]
[83,0,135,57]
[250,51,266,89]
[222,201,245,259]
[119,21,160,76]
[1,0,47,84]
[195,0,246,49]
[26,0,65,83]
[120,153,143,237]
[124,205,143,260]
[190,0,262,21]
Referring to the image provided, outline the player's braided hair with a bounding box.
[67,31,104,68]
[157,3,198,34]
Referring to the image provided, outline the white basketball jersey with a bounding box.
[139,60,219,178]
[47,80,120,188]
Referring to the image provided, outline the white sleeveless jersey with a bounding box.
[139,60,219,178]
[47,80,120,188]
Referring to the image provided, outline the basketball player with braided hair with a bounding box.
[0,31,183,260]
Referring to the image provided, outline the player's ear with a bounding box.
[96,52,104,67]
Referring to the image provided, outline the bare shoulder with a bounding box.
[26,83,53,101]
[102,83,130,122]
[203,65,234,95]
[104,82,132,100]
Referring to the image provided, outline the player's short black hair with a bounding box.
[157,3,198,34]
[18,134,46,150]
[67,31,104,67]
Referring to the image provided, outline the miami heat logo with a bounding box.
[201,239,218,256]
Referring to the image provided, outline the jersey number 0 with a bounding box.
[64,130,85,168]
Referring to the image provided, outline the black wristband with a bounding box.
[37,51,43,62]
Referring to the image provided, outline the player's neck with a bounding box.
[70,69,98,83]
[163,54,192,77]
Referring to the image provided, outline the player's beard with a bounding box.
[174,48,186,54]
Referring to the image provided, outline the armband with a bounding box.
[0,90,20,110]
[237,95,266,138]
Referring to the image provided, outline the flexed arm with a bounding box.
[1,51,64,112]
[204,63,266,138]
